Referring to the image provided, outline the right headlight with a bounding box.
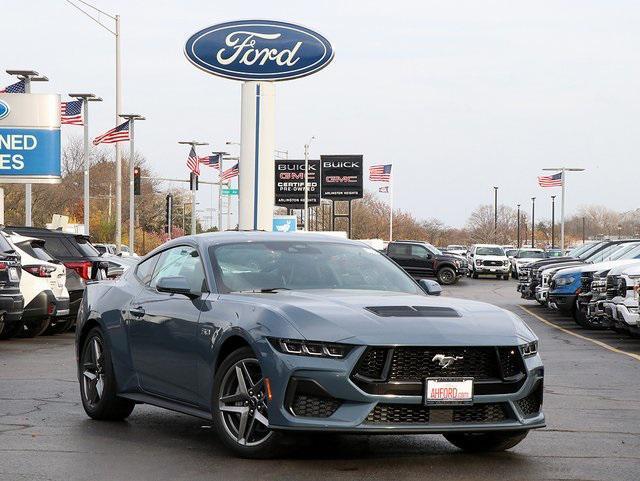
[520,340,539,357]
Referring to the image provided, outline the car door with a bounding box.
[406,244,434,278]
[387,243,414,274]
[127,245,208,403]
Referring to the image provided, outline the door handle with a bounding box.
[130,306,145,318]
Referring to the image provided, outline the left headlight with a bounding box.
[268,338,353,358]
[520,340,539,357]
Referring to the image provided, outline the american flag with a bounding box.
[92,121,130,145]
[369,164,392,182]
[186,146,200,176]
[379,186,389,193]
[220,163,239,181]
[0,80,25,93]
[198,154,221,169]
[538,172,563,187]
[60,100,83,125]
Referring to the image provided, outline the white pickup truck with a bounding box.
[603,263,640,337]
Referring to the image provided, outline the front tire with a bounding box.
[79,327,135,421]
[444,430,529,452]
[212,346,282,458]
[437,267,457,285]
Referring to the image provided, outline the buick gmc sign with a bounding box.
[184,20,334,81]
[320,155,363,200]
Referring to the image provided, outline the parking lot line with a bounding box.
[520,306,640,363]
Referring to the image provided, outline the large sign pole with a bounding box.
[238,81,275,230]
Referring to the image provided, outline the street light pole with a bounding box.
[531,197,536,247]
[551,195,556,249]
[517,204,521,248]
[6,70,48,226]
[493,186,498,243]
[120,114,145,252]
[70,93,102,235]
[303,136,315,231]
[178,141,208,235]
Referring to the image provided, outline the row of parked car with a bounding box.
[0,227,137,339]
[517,239,640,338]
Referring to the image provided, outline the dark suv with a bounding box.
[5,227,106,323]
[385,240,468,285]
[0,231,24,338]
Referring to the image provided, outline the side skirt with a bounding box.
[119,392,212,421]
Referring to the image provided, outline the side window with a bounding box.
[135,254,161,285]
[150,246,207,294]
[41,237,73,258]
[388,243,410,256]
[411,245,429,258]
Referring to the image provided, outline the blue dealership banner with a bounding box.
[0,128,61,179]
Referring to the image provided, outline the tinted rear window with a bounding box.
[75,237,100,257]
[40,237,73,258]
[0,233,13,253]
[17,241,55,262]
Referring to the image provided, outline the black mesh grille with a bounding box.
[290,394,341,418]
[515,382,543,416]
[366,403,509,424]
[581,274,593,293]
[354,347,388,380]
[388,347,502,381]
[482,260,504,266]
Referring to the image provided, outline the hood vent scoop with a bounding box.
[365,306,460,318]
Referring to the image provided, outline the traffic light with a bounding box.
[133,166,141,195]
[190,171,199,191]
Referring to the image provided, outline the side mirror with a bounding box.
[419,279,442,296]
[156,276,196,298]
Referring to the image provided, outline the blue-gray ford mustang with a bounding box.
[75,232,544,458]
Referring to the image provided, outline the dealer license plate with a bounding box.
[8,267,19,282]
[425,378,473,405]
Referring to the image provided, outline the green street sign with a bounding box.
[222,188,239,196]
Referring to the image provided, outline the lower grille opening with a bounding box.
[515,382,543,416]
[365,403,510,425]
[286,378,341,418]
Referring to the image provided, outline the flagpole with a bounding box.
[120,114,145,252]
[114,14,123,251]
[560,167,566,252]
[389,174,394,242]
[543,167,585,252]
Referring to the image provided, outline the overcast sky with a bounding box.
[3,0,639,228]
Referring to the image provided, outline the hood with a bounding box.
[435,253,465,263]
[474,255,507,261]
[555,259,640,277]
[230,290,534,346]
[608,260,640,276]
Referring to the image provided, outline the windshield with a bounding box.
[607,243,640,261]
[476,247,505,256]
[423,243,442,256]
[588,243,625,263]
[546,250,563,257]
[579,242,606,260]
[516,250,545,259]
[505,249,518,257]
[210,241,423,295]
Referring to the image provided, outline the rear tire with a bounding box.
[79,327,135,421]
[472,271,479,279]
[20,317,50,338]
[437,267,457,285]
[0,321,24,340]
[444,430,529,452]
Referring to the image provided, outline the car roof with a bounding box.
[5,226,90,240]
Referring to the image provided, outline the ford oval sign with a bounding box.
[184,20,334,81]
[0,100,9,121]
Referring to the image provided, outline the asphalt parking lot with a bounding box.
[1,278,639,481]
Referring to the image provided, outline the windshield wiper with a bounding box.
[233,287,291,294]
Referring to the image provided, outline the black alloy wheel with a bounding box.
[437,267,457,285]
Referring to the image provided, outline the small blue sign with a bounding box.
[0,100,9,120]
[185,20,334,81]
[272,216,297,233]
[0,128,61,178]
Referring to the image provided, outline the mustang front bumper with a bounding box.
[261,342,545,433]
